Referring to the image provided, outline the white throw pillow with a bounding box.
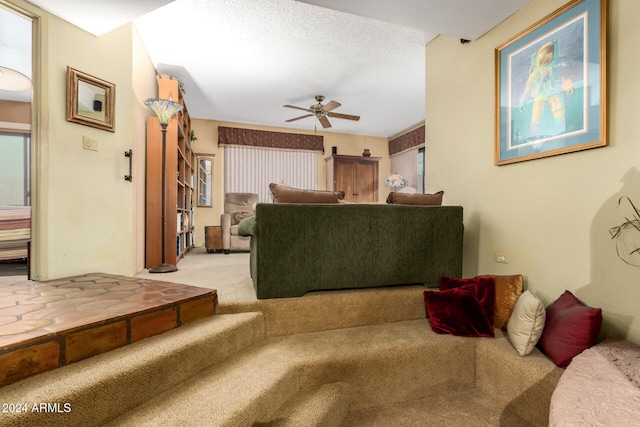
[507,290,546,356]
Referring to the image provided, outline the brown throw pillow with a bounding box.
[269,183,345,203]
[477,274,523,329]
[386,191,444,205]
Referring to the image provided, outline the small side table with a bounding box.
[205,226,222,253]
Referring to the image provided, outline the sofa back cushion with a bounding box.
[269,183,345,203]
[224,193,258,213]
[224,193,258,223]
[386,191,444,205]
[252,203,464,298]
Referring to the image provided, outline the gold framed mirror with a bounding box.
[66,66,115,132]
[197,155,214,207]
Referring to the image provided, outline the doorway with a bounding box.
[0,4,33,277]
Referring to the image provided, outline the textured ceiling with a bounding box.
[295,0,531,41]
[133,0,436,137]
[28,0,174,36]
[12,0,531,137]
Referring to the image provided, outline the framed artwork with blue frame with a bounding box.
[494,0,607,165]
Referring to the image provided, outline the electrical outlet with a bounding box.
[495,253,509,263]
[83,135,98,151]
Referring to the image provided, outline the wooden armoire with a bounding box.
[325,155,380,203]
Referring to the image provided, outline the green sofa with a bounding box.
[239,203,463,299]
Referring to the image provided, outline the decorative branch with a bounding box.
[609,196,640,266]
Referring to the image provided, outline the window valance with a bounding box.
[389,125,425,156]
[218,126,324,152]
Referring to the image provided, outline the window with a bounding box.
[224,146,318,203]
[0,132,30,206]
[197,155,214,207]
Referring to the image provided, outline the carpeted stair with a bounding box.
[259,382,351,427]
[0,287,559,427]
[0,312,263,426]
[104,318,480,426]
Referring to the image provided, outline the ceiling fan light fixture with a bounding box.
[284,95,359,129]
[0,66,31,92]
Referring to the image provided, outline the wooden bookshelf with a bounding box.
[145,75,196,268]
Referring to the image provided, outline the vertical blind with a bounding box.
[224,146,318,203]
[219,127,323,202]
[388,125,425,193]
[390,149,419,191]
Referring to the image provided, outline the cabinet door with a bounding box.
[335,160,356,202]
[355,161,378,203]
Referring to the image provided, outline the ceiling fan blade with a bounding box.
[283,104,313,113]
[318,115,332,128]
[323,100,341,112]
[285,114,314,123]
[327,112,360,121]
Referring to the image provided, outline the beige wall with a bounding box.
[0,100,30,126]
[7,0,157,279]
[189,119,390,247]
[426,0,640,342]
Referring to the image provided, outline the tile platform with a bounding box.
[0,273,217,387]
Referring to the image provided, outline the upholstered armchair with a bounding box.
[220,192,258,254]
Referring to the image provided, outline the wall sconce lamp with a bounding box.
[144,97,183,273]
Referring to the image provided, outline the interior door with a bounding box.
[355,161,378,203]
[335,160,356,202]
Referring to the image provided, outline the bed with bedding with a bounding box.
[0,206,31,261]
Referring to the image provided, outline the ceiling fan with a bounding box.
[283,95,360,129]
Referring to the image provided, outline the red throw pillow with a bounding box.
[439,276,496,326]
[423,284,495,338]
[539,290,602,368]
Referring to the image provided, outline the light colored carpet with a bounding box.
[135,248,257,302]
[342,389,502,427]
[105,319,480,427]
[0,248,560,427]
[136,248,430,337]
